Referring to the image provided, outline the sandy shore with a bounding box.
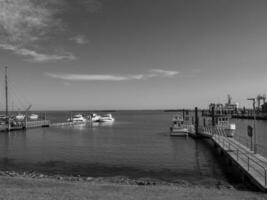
[0,171,267,200]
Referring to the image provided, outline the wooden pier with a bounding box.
[50,122,86,127]
[191,126,267,192]
[0,120,50,132]
[0,120,89,132]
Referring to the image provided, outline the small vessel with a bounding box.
[0,115,7,125]
[29,114,38,120]
[170,114,188,136]
[15,113,25,121]
[97,114,115,122]
[68,114,87,123]
[90,113,101,122]
[215,116,236,137]
[202,115,236,137]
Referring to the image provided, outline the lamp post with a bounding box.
[247,98,257,153]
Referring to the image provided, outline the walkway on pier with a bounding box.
[0,120,50,132]
[196,127,267,192]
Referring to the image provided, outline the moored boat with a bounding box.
[90,113,101,122]
[170,114,188,136]
[68,114,87,123]
[202,115,236,137]
[29,114,38,120]
[96,113,115,123]
[15,113,25,121]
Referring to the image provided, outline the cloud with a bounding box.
[0,44,76,62]
[0,0,60,44]
[46,73,144,81]
[45,69,179,81]
[71,35,89,45]
[149,69,179,77]
[0,0,76,62]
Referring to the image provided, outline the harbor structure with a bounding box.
[208,95,239,115]
[0,67,50,132]
[181,107,267,192]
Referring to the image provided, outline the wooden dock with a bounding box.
[0,120,89,132]
[192,126,267,192]
[50,122,86,127]
[0,120,50,132]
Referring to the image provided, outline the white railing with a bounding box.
[214,134,267,187]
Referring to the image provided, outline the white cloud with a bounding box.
[0,0,75,62]
[0,44,76,62]
[46,73,144,81]
[71,35,89,45]
[149,69,179,77]
[0,0,59,44]
[45,69,178,81]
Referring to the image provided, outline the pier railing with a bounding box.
[233,134,267,158]
[214,134,267,187]
[198,126,228,137]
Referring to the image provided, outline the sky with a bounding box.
[0,0,267,110]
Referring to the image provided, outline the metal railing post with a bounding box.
[248,157,250,171]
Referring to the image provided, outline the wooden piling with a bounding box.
[211,106,215,127]
[195,107,199,135]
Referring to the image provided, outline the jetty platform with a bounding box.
[192,126,267,192]
[0,120,50,132]
[0,120,91,132]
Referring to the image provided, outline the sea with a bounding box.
[0,110,266,186]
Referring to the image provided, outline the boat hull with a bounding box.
[170,127,188,136]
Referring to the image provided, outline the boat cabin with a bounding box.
[203,115,232,127]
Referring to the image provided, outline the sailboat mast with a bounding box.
[5,66,8,118]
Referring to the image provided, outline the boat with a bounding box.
[68,114,87,123]
[15,113,25,121]
[29,114,38,120]
[96,113,115,122]
[90,113,101,122]
[0,115,7,125]
[202,115,236,137]
[169,114,189,136]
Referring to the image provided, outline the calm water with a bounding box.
[0,110,261,185]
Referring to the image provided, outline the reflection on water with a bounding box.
[0,131,27,161]
[0,111,230,184]
[91,121,115,127]
[71,123,87,130]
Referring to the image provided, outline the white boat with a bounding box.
[202,115,236,137]
[15,113,25,121]
[97,114,115,122]
[91,113,101,122]
[170,114,188,136]
[68,114,87,123]
[29,114,38,120]
[215,116,236,137]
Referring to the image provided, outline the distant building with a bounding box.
[209,103,224,115]
[209,95,238,115]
